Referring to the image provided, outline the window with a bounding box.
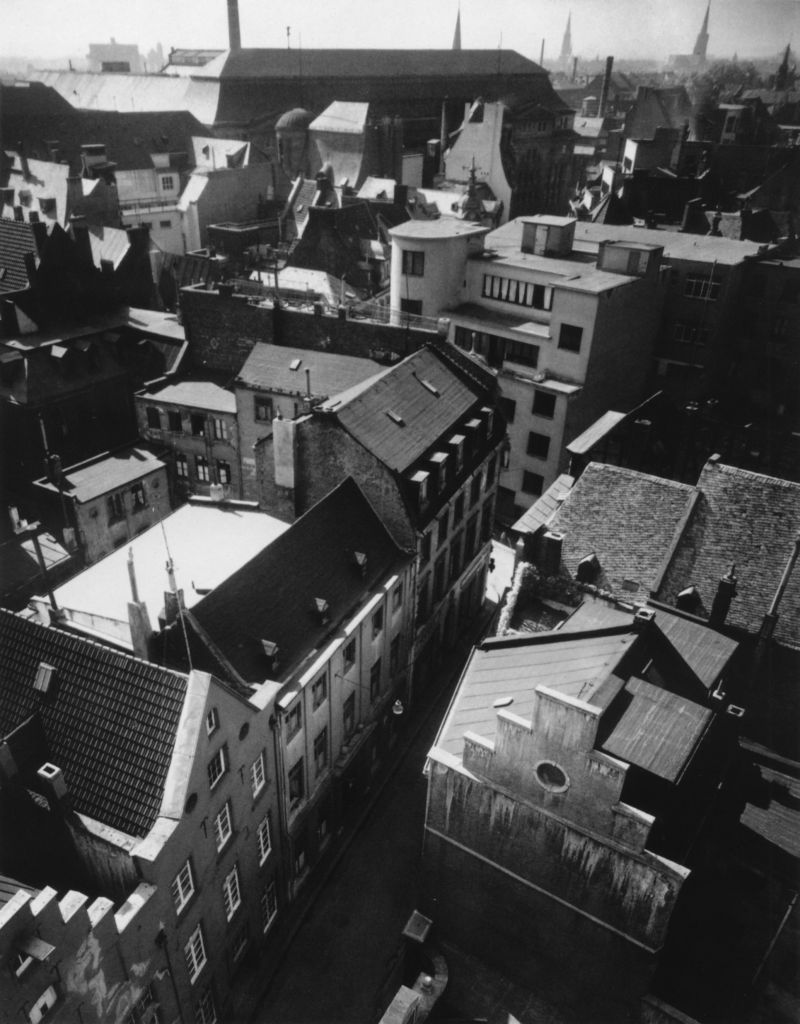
[231,927,248,962]
[257,813,272,864]
[532,390,556,418]
[213,800,233,851]
[342,638,356,672]
[107,492,124,522]
[416,577,430,624]
[312,673,328,710]
[184,923,207,983]
[212,417,228,441]
[216,460,231,485]
[450,536,462,581]
[207,746,227,789]
[222,864,242,921]
[527,432,550,460]
[434,557,447,602]
[191,414,206,437]
[390,635,401,675]
[505,340,539,368]
[684,274,720,300]
[168,410,182,432]
[370,659,382,702]
[400,298,423,316]
[372,606,384,639]
[498,396,516,424]
[146,406,161,429]
[176,453,189,479]
[161,174,175,191]
[28,986,58,1024]
[401,250,425,276]
[254,396,273,422]
[261,881,278,932]
[558,323,583,353]
[522,471,545,496]
[293,834,307,875]
[343,693,355,739]
[289,758,305,807]
[392,581,404,612]
[286,701,302,739]
[131,482,146,510]
[486,454,496,487]
[420,532,431,564]
[127,984,157,1024]
[674,321,710,346]
[196,456,210,483]
[206,707,219,736]
[250,752,266,797]
[196,986,218,1024]
[470,473,482,505]
[159,219,172,229]
[481,274,553,311]
[437,509,449,547]
[314,727,328,776]
[465,515,478,559]
[171,859,195,913]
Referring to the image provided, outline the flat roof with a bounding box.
[389,220,490,241]
[573,221,768,266]
[50,501,289,647]
[35,447,165,503]
[139,380,236,414]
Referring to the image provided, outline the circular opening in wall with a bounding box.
[184,792,198,814]
[239,722,250,741]
[534,760,569,793]
[493,696,514,708]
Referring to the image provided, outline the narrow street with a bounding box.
[252,545,514,1024]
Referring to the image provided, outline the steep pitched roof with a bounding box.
[658,459,800,647]
[0,609,188,838]
[319,346,484,473]
[0,220,40,295]
[236,343,379,397]
[547,463,698,603]
[186,478,409,683]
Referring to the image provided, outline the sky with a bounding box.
[1,0,796,65]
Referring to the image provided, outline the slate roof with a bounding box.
[236,343,379,397]
[319,347,483,473]
[187,478,408,684]
[0,609,188,838]
[658,459,800,648]
[547,463,698,603]
[600,676,712,783]
[0,220,41,295]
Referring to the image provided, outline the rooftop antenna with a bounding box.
[286,25,291,49]
[159,518,193,671]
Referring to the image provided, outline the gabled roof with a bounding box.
[547,463,698,603]
[186,478,409,684]
[139,379,235,414]
[0,609,188,838]
[658,459,800,647]
[236,343,379,397]
[319,346,484,473]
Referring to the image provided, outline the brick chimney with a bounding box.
[227,0,242,50]
[709,565,737,628]
[598,56,614,118]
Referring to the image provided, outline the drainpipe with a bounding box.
[759,532,800,643]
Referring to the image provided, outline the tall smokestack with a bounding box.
[599,56,614,118]
[227,0,241,50]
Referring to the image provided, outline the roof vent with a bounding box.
[289,358,302,371]
[419,377,440,397]
[354,551,368,576]
[33,662,56,696]
[633,607,656,631]
[386,410,405,427]
[576,552,600,583]
[314,598,330,625]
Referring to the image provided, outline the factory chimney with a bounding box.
[227,0,242,50]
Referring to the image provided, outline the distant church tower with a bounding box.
[693,3,710,60]
[452,5,462,51]
[560,12,573,64]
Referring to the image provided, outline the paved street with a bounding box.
[253,546,514,1024]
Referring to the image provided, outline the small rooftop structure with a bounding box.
[138,380,236,414]
[34,447,166,504]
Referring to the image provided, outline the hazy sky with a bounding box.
[1,0,796,64]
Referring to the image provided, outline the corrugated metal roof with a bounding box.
[601,677,712,782]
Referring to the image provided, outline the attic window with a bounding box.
[33,662,56,695]
[386,410,405,427]
[676,585,700,611]
[289,359,302,371]
[314,598,330,625]
[354,551,368,576]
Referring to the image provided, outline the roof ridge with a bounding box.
[702,458,800,491]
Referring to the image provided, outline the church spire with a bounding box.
[693,2,710,60]
[452,5,462,51]
[560,12,573,62]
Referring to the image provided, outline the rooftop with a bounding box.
[311,101,369,135]
[34,447,166,504]
[0,609,188,838]
[138,380,235,414]
[573,221,768,266]
[390,220,490,242]
[48,500,289,648]
[236,343,380,397]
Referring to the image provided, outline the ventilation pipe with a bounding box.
[598,56,614,118]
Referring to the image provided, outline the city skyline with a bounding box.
[1,0,796,67]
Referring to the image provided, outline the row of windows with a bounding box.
[482,274,554,311]
[674,321,710,346]
[498,389,557,425]
[420,457,496,564]
[684,274,721,301]
[417,504,493,622]
[146,406,230,441]
[177,453,232,485]
[106,481,148,521]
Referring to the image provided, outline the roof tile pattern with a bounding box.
[0,610,188,838]
[0,220,39,295]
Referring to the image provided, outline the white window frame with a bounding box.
[250,751,266,798]
[206,707,219,736]
[213,800,233,852]
[28,985,58,1024]
[314,727,328,777]
[196,986,218,1024]
[184,923,207,984]
[312,673,327,710]
[207,746,227,790]
[222,864,242,921]
[257,813,272,864]
[171,858,195,914]
[261,881,277,933]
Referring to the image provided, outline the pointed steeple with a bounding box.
[775,43,793,91]
[693,2,710,59]
[452,5,462,51]
[560,12,573,61]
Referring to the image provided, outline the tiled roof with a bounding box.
[35,446,166,504]
[320,346,483,473]
[0,609,188,838]
[236,343,379,397]
[658,459,800,647]
[548,463,698,604]
[0,220,40,295]
[187,478,408,684]
[139,380,235,414]
[205,49,547,81]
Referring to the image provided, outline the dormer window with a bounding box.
[261,640,280,673]
[314,598,330,625]
[33,662,56,696]
[429,451,449,493]
[409,469,429,510]
[448,434,465,475]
